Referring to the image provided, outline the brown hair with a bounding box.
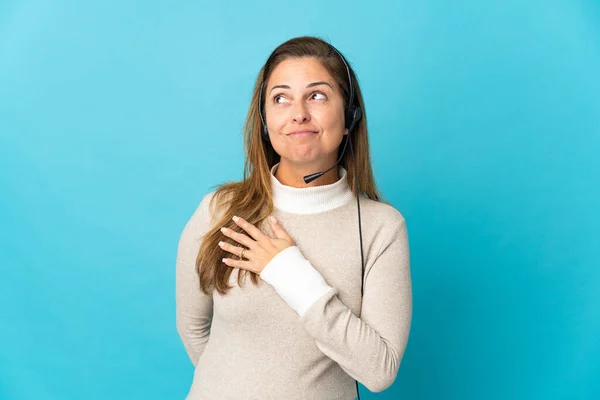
[196,35,388,295]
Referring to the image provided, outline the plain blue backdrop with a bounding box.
[1,1,599,399]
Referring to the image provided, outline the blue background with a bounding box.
[1,1,599,399]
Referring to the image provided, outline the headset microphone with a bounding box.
[303,106,363,184]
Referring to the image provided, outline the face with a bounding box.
[263,57,348,168]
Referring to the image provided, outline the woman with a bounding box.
[176,36,412,400]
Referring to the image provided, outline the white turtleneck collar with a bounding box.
[270,162,354,215]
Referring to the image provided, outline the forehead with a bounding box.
[267,57,335,88]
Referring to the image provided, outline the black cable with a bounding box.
[349,132,364,400]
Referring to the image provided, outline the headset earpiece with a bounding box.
[346,106,363,134]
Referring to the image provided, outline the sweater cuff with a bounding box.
[259,246,333,316]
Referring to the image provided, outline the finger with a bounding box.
[221,226,255,249]
[270,216,293,241]
[222,256,253,272]
[218,241,247,259]
[232,216,267,242]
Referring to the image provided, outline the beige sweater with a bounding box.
[176,163,412,399]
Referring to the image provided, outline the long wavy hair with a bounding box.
[196,36,388,295]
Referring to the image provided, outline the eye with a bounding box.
[273,94,288,104]
[272,91,326,104]
[311,91,327,100]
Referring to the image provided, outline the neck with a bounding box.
[270,162,353,214]
[274,160,340,188]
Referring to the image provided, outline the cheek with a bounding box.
[314,107,345,130]
[265,107,288,129]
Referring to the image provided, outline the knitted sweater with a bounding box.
[176,163,412,400]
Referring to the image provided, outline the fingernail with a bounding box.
[233,216,239,222]
[270,216,277,223]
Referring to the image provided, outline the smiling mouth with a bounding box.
[288,131,317,136]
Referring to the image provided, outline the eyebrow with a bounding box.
[269,81,333,94]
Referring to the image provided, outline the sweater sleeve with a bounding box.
[175,194,214,366]
[260,213,412,393]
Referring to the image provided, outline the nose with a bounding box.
[291,101,310,124]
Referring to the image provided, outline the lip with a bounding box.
[288,130,318,136]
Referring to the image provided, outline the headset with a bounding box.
[258,43,366,400]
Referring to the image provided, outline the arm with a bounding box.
[259,212,412,393]
[175,194,215,366]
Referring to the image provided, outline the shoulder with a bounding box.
[358,196,407,230]
[188,189,235,231]
[180,190,220,238]
[354,199,410,271]
[355,196,409,258]
[198,190,218,217]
